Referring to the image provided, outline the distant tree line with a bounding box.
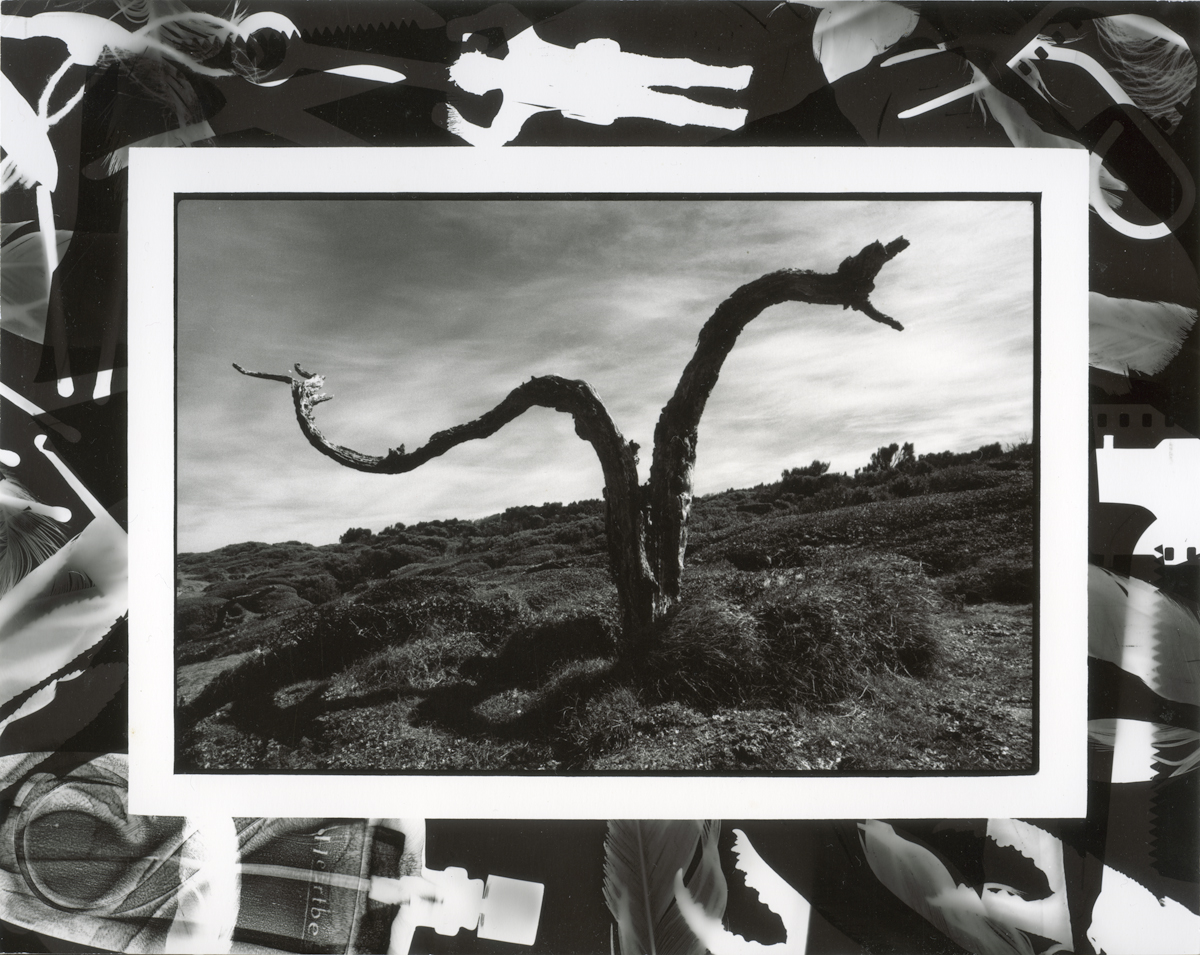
[775,439,1031,507]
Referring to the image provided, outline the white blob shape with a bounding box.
[0,449,19,467]
[43,504,71,523]
[812,2,918,83]
[1095,435,1200,564]
[1111,715,1160,783]
[1089,718,1200,780]
[0,486,72,524]
[92,367,112,401]
[1088,863,1200,955]
[324,64,406,84]
[35,432,104,520]
[674,827,811,954]
[729,828,811,945]
[56,376,73,397]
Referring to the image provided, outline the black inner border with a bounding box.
[172,191,1043,779]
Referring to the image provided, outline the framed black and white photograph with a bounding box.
[127,147,1087,820]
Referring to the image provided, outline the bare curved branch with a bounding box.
[657,236,908,447]
[233,361,661,634]
[644,236,909,599]
[234,364,630,476]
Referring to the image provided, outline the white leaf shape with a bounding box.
[324,64,407,84]
[673,828,810,954]
[860,819,1040,955]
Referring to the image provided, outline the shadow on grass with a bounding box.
[229,684,444,745]
[406,613,620,748]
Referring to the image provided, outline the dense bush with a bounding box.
[555,684,640,758]
[779,472,840,497]
[341,527,372,544]
[293,574,340,605]
[177,595,225,640]
[887,474,925,498]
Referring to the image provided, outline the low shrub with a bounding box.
[926,465,1002,494]
[507,544,563,566]
[940,556,1035,604]
[445,560,493,577]
[779,472,839,497]
[846,487,873,506]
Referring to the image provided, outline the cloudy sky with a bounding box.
[176,197,1033,553]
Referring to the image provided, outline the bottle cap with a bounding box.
[477,875,544,946]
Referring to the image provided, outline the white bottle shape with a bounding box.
[369,864,544,954]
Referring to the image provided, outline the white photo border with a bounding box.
[128,147,1088,819]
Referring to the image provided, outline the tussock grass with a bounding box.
[345,625,489,693]
[643,549,937,711]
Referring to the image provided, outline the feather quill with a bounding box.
[604,820,727,955]
[1089,291,1197,377]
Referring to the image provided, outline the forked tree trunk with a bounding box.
[235,237,909,650]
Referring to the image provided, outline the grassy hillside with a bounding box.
[176,444,1035,773]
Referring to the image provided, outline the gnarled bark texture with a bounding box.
[235,237,909,647]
